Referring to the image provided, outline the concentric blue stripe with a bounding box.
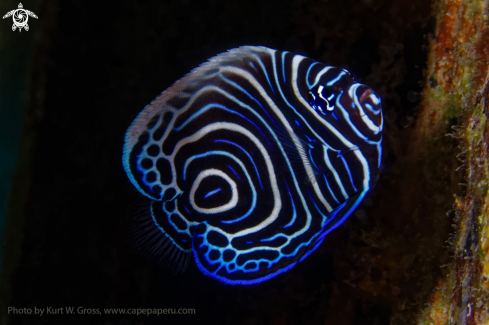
[215,139,263,190]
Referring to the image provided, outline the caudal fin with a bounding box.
[129,201,192,275]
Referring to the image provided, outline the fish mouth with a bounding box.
[359,88,374,104]
[348,84,382,113]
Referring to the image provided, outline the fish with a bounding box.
[122,46,383,285]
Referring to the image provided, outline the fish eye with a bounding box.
[308,85,335,115]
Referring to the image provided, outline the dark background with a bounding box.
[2,0,446,324]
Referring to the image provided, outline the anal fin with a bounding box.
[318,191,365,242]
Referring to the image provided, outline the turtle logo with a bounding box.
[2,3,38,32]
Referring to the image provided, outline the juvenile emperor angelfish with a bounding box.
[122,46,383,285]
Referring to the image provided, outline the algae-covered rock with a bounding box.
[417,0,489,323]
